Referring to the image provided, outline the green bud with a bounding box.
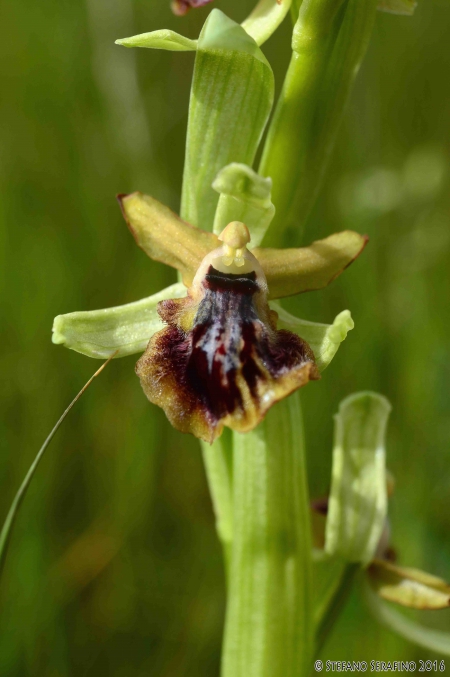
[115,29,197,51]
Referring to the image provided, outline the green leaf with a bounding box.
[242,0,292,46]
[52,283,186,359]
[180,10,274,230]
[368,559,450,610]
[377,0,417,15]
[325,392,392,565]
[212,163,275,246]
[115,29,197,51]
[272,305,354,372]
[364,582,450,656]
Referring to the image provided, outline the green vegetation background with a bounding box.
[0,0,449,674]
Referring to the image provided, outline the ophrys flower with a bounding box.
[52,192,367,442]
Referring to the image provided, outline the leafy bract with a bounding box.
[181,10,274,229]
[325,392,392,565]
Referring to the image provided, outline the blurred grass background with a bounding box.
[0,0,449,674]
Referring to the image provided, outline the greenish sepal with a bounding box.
[325,392,392,565]
[212,163,275,246]
[241,0,292,46]
[364,581,450,656]
[368,559,450,610]
[377,0,417,15]
[272,305,354,371]
[119,191,219,287]
[181,10,274,230]
[256,231,368,299]
[115,30,197,51]
[52,283,186,359]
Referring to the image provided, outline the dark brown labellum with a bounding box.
[136,265,319,442]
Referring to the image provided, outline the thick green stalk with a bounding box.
[221,392,313,677]
[201,430,234,573]
[260,0,377,246]
[291,0,304,22]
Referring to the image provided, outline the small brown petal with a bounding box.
[136,249,319,442]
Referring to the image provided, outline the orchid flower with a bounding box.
[52,188,366,443]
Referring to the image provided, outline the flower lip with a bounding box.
[136,257,319,443]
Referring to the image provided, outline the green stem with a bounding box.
[221,392,313,677]
[260,0,377,246]
[201,430,234,574]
